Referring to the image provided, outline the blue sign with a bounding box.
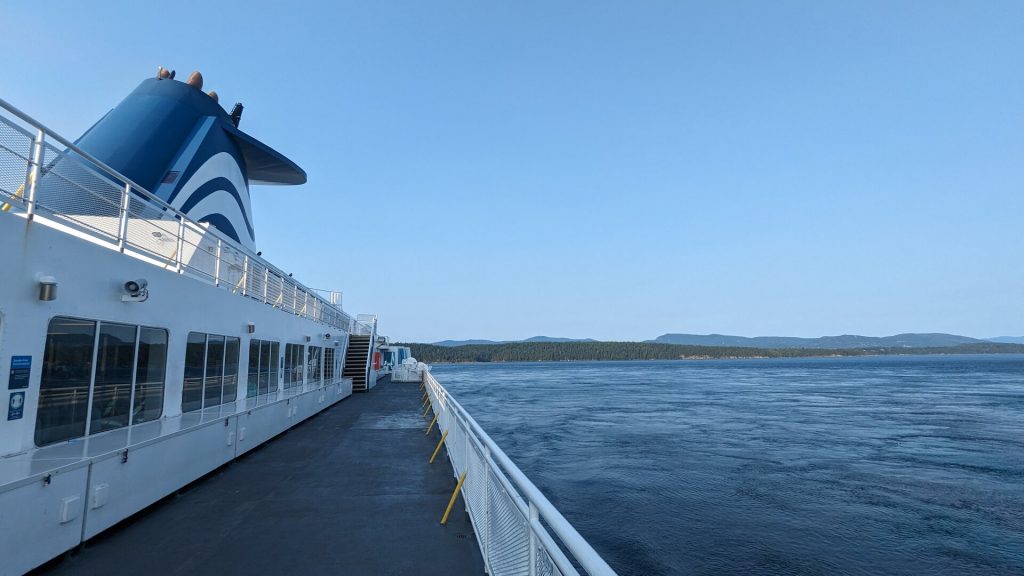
[8,391,24,420]
[9,356,30,390]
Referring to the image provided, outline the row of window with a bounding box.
[35,316,345,447]
[182,332,240,413]
[35,318,167,447]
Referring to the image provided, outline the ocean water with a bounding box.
[431,355,1024,576]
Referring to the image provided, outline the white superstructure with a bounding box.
[0,92,378,574]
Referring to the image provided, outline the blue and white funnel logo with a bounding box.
[67,71,305,251]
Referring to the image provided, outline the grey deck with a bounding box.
[38,377,484,575]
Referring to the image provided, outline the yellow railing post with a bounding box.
[1,183,25,212]
[429,429,449,464]
[440,471,468,525]
[424,413,438,435]
[422,402,432,418]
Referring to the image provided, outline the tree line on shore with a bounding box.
[397,341,1024,364]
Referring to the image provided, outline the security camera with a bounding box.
[121,278,149,302]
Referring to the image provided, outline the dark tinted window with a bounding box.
[182,332,206,413]
[89,323,136,434]
[204,336,225,407]
[133,327,166,423]
[269,342,280,391]
[247,340,259,398]
[223,337,239,403]
[35,318,96,446]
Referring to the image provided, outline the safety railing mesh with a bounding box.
[423,370,613,576]
[0,101,353,332]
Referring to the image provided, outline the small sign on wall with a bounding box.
[8,391,24,420]
[9,356,31,390]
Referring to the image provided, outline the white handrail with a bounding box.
[0,97,354,331]
[424,370,618,576]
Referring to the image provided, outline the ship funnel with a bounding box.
[33,71,305,250]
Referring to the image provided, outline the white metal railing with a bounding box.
[0,97,353,332]
[423,370,618,576]
[353,313,377,336]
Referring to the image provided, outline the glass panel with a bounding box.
[269,342,280,392]
[204,335,225,407]
[182,332,206,413]
[90,323,136,434]
[285,343,304,390]
[258,340,271,396]
[324,348,335,382]
[247,339,260,398]
[283,344,293,388]
[223,337,239,403]
[35,317,95,446]
[133,327,166,424]
[307,347,321,387]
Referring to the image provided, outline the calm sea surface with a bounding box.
[431,355,1024,576]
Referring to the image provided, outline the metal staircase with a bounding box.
[343,334,372,392]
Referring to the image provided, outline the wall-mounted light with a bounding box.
[38,276,57,301]
[324,333,332,340]
[305,335,311,342]
[247,322,256,334]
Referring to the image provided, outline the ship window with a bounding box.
[36,318,168,447]
[133,327,167,424]
[182,332,206,413]
[35,318,96,446]
[269,342,280,392]
[247,340,260,398]
[284,343,304,390]
[204,335,225,408]
[307,347,322,386]
[223,337,239,404]
[324,348,335,383]
[89,322,137,434]
[248,339,280,399]
[182,332,241,412]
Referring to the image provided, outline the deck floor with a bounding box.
[38,376,484,575]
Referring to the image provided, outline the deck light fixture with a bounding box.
[247,322,256,334]
[38,276,57,301]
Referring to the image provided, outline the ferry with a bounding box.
[0,70,616,575]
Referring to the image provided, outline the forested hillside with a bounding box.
[400,341,1024,363]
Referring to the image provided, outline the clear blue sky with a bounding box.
[3,1,1022,342]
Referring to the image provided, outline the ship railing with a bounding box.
[423,370,618,576]
[352,313,377,336]
[0,97,353,332]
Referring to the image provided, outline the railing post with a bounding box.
[214,239,222,286]
[25,128,44,220]
[528,501,539,576]
[263,267,269,303]
[483,444,491,565]
[175,218,185,273]
[241,255,249,296]
[117,182,130,251]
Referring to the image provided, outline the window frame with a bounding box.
[35,316,169,447]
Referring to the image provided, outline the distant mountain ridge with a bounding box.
[987,336,1024,345]
[432,336,598,347]
[648,333,982,349]
[431,332,1020,349]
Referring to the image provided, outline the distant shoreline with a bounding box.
[399,341,1024,365]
